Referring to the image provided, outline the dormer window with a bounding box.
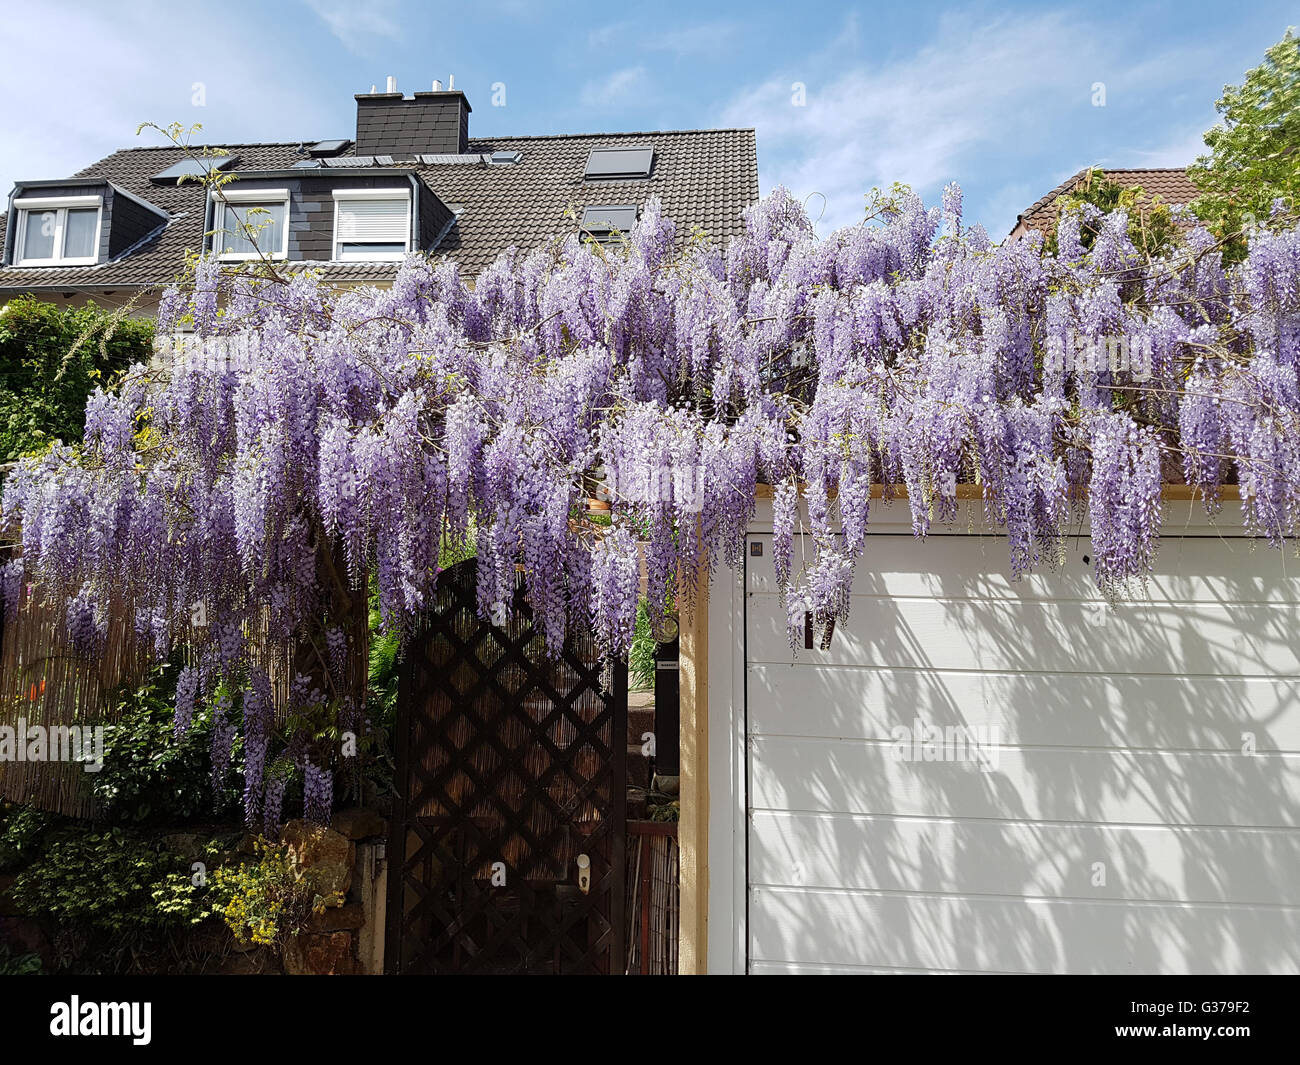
[332,189,411,261]
[12,195,102,266]
[212,188,289,260]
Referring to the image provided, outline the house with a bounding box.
[1008,166,1198,240]
[0,77,759,312]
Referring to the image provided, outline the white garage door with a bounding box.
[743,532,1300,974]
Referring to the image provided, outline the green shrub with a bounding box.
[368,598,401,727]
[0,295,153,461]
[0,801,61,871]
[9,828,197,933]
[629,600,656,692]
[90,661,239,824]
[649,799,679,823]
[0,945,42,975]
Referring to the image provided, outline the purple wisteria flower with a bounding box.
[0,186,1295,822]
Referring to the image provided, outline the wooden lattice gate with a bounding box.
[385,560,627,974]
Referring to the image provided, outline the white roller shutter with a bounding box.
[333,190,410,259]
[336,198,408,242]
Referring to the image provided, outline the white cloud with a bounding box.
[579,66,652,110]
[301,0,401,51]
[651,21,741,56]
[0,2,336,201]
[1125,126,1209,169]
[588,19,741,57]
[720,10,1209,234]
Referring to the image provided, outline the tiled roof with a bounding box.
[0,128,758,293]
[1011,167,1199,238]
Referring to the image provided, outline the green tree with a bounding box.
[1189,29,1300,255]
[0,296,153,462]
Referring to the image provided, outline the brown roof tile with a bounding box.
[1011,167,1199,238]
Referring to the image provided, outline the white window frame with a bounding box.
[211,188,290,261]
[12,195,103,266]
[331,188,412,262]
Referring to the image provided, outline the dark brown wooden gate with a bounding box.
[385,559,626,974]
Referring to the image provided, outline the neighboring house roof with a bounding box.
[1009,167,1199,239]
[0,128,758,294]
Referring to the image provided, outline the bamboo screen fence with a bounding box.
[0,580,155,818]
[0,561,306,820]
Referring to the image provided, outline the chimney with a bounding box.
[355,78,472,157]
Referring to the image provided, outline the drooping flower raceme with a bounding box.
[3,188,1297,826]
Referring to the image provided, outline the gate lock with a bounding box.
[576,853,591,894]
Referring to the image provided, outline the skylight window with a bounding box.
[11,195,102,266]
[489,150,522,166]
[211,188,289,260]
[580,204,638,241]
[333,188,411,261]
[583,147,653,180]
[151,155,237,184]
[310,139,352,157]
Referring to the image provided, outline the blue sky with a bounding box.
[1,1,1294,236]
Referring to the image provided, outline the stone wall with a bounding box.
[281,807,387,975]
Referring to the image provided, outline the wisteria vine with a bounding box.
[2,184,1298,825]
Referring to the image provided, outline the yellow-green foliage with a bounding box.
[209,838,341,947]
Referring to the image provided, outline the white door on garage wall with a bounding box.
[741,530,1300,974]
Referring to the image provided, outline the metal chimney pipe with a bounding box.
[432,79,442,91]
[386,75,397,93]
[447,74,455,90]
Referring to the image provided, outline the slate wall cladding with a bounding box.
[417,183,454,251]
[107,189,168,259]
[354,91,471,156]
[289,177,337,262]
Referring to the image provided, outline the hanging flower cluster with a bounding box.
[2,185,1298,825]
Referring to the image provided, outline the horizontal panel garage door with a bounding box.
[744,532,1300,974]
